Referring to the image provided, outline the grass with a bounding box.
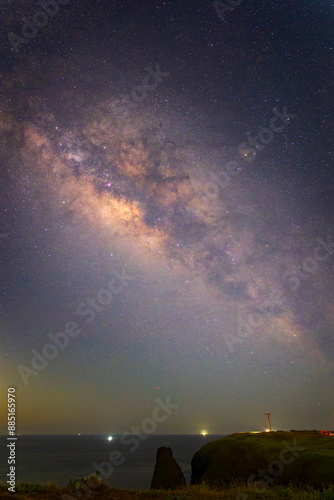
[0,481,333,499]
[191,432,334,489]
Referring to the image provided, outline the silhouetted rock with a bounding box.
[150,446,186,490]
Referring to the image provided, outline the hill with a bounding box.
[191,431,334,489]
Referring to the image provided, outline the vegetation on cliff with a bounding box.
[191,431,334,489]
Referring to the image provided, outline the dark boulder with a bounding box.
[150,446,186,490]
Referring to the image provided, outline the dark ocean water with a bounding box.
[0,434,225,490]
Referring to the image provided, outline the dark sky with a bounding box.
[0,0,333,435]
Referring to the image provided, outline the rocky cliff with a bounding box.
[191,431,334,488]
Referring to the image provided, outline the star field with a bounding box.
[0,0,333,435]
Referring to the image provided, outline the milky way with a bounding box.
[1,0,333,434]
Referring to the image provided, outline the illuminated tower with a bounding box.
[265,412,271,431]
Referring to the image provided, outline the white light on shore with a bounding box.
[107,436,113,441]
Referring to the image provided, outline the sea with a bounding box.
[0,434,225,490]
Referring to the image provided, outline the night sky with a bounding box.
[0,0,333,435]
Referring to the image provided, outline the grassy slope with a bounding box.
[0,483,334,500]
[191,432,334,488]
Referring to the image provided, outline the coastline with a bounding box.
[1,432,333,498]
